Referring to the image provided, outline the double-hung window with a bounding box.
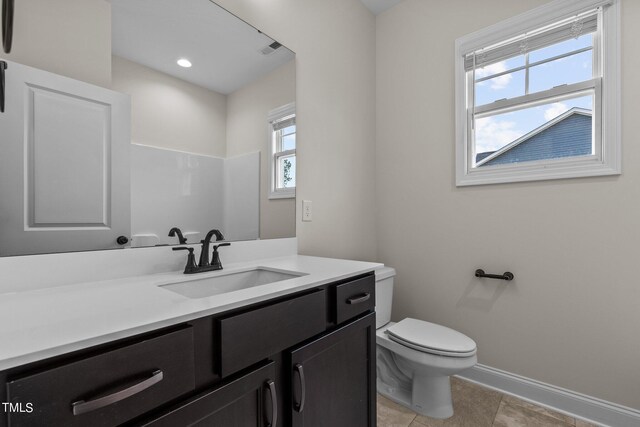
[455,0,620,186]
[268,103,296,199]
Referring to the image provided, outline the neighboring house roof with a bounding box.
[476,108,592,167]
[476,151,495,162]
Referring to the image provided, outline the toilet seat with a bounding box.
[386,318,477,358]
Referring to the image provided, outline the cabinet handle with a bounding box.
[0,60,6,113]
[265,379,278,427]
[293,363,306,413]
[346,293,370,305]
[2,0,14,54]
[71,369,163,416]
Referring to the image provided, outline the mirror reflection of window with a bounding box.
[269,103,296,199]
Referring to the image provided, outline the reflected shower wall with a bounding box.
[130,144,259,246]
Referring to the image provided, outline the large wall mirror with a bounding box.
[0,0,296,257]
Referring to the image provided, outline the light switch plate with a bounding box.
[302,200,312,222]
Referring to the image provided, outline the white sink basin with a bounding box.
[159,267,306,299]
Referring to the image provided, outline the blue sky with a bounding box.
[474,34,593,156]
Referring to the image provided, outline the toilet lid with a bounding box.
[386,318,476,356]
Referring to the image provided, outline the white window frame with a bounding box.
[455,0,620,186]
[268,102,296,199]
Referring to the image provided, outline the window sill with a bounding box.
[456,156,620,186]
[269,189,296,200]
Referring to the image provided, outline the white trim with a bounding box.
[268,189,295,200]
[268,103,296,199]
[474,79,597,116]
[455,0,621,186]
[276,149,296,158]
[599,0,621,175]
[457,364,640,427]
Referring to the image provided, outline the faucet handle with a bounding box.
[211,243,231,269]
[172,247,198,274]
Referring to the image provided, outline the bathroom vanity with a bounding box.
[0,256,379,427]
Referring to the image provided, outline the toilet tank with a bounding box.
[375,267,396,329]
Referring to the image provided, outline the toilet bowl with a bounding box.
[375,267,477,419]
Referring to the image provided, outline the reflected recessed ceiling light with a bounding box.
[177,58,192,68]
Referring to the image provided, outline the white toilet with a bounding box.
[375,267,477,419]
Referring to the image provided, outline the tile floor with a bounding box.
[377,377,599,427]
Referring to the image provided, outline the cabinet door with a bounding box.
[0,60,131,256]
[289,313,376,427]
[139,362,278,427]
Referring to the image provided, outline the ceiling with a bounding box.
[360,0,405,15]
[111,0,295,95]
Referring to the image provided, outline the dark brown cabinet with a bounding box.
[0,272,376,427]
[289,313,376,427]
[333,275,376,324]
[139,362,277,427]
[6,328,195,427]
[218,289,327,377]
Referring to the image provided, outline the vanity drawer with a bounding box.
[218,289,326,377]
[6,327,195,427]
[334,274,376,324]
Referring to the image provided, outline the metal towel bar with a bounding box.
[475,269,514,281]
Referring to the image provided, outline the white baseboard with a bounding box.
[456,364,640,427]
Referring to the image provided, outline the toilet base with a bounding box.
[411,374,453,419]
[377,346,456,419]
[377,375,454,419]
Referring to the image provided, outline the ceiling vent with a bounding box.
[260,41,282,55]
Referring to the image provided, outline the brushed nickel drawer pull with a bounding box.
[346,293,370,305]
[71,369,163,415]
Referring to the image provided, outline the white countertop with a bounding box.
[0,255,381,371]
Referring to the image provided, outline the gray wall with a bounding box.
[376,0,640,409]
[112,56,228,157]
[216,0,378,261]
[226,61,296,239]
[1,0,111,87]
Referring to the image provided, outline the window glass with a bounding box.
[281,125,296,151]
[277,154,296,188]
[474,95,593,167]
[475,68,526,106]
[529,50,592,93]
[529,34,592,63]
